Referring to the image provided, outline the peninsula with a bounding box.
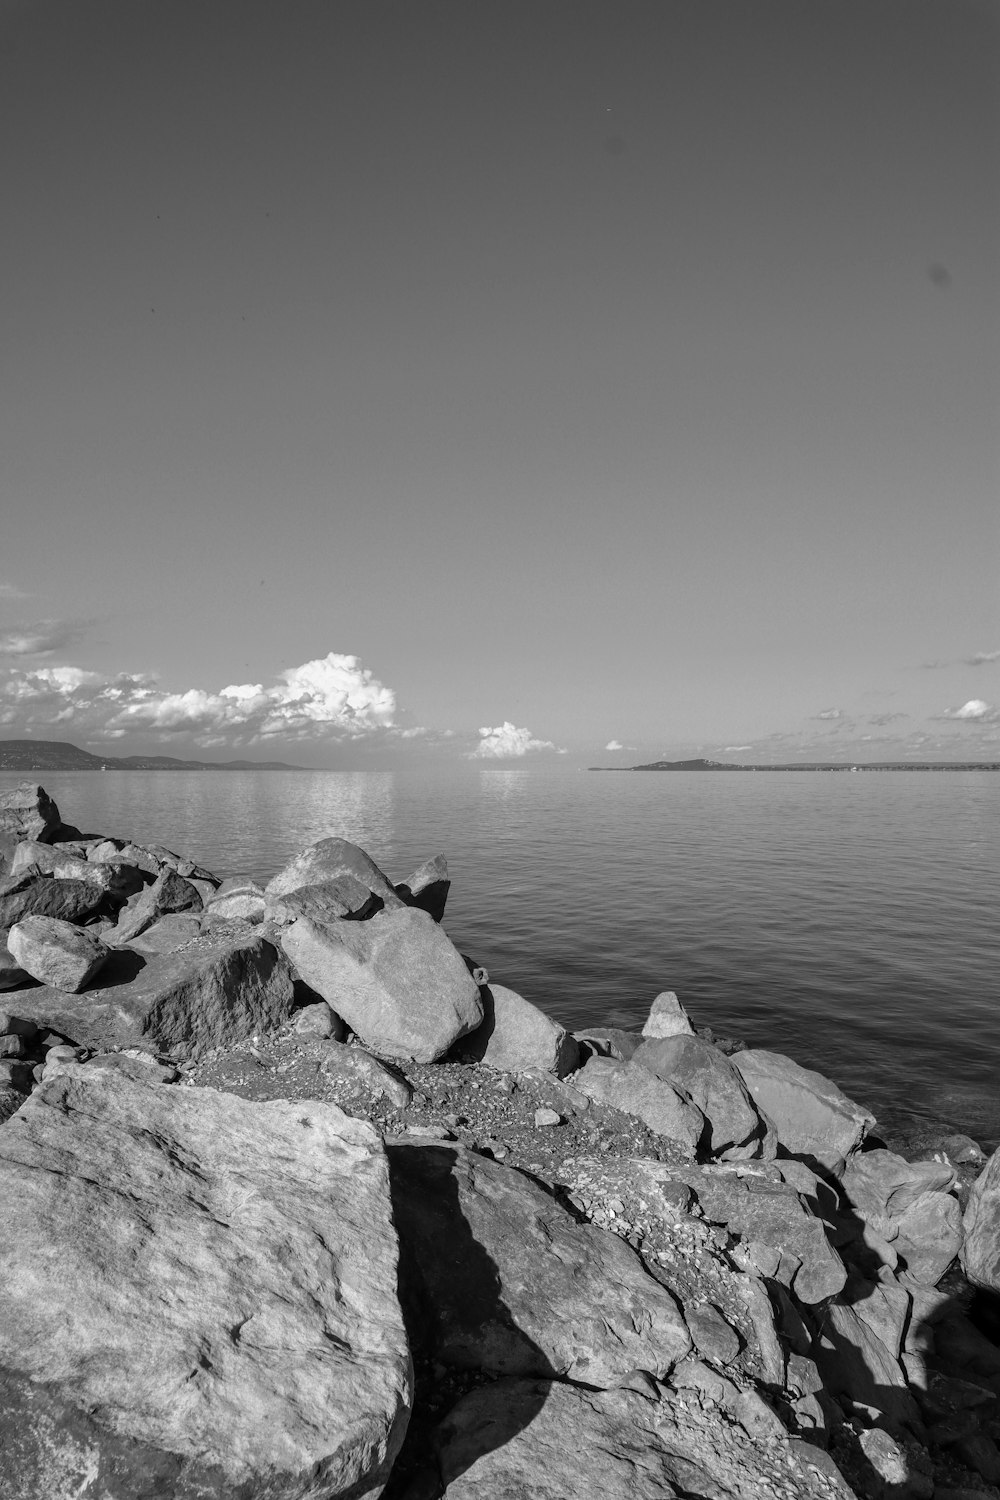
[0,739,305,773]
[591,757,1000,772]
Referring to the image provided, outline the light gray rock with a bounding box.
[126,912,205,954]
[281,906,482,1064]
[961,1148,1000,1291]
[203,876,266,924]
[267,876,384,925]
[318,1041,412,1108]
[460,982,579,1077]
[573,1025,643,1062]
[572,1055,704,1155]
[894,1192,963,1287]
[641,989,695,1039]
[7,841,144,901]
[265,837,403,908]
[108,866,204,946]
[394,854,450,922]
[633,1034,772,1159]
[433,1376,857,1500]
[8,916,109,993]
[813,1298,922,1435]
[0,1071,412,1499]
[8,930,295,1061]
[732,1048,875,1170]
[293,1000,344,1040]
[388,1141,691,1386]
[0,784,63,870]
[841,1148,957,1221]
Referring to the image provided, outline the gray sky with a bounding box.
[2,0,997,765]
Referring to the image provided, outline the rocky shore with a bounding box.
[3,780,1000,1499]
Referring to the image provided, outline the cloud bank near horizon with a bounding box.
[469,722,560,759]
[0,652,398,748]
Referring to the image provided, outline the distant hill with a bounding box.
[590,757,1000,772]
[0,739,306,772]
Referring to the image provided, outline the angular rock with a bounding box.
[0,1085,24,1122]
[7,931,295,1062]
[280,906,482,1064]
[460,982,579,1078]
[894,1192,963,1286]
[203,876,266,924]
[813,1299,922,1435]
[732,1048,875,1170]
[0,875,111,929]
[293,1000,344,1040]
[267,876,384,925]
[0,944,30,992]
[127,913,205,955]
[265,837,403,909]
[641,989,695,1039]
[634,1034,771,1158]
[572,1055,704,1155]
[319,1041,412,1108]
[7,917,109,993]
[108,866,204,946]
[394,854,450,922]
[0,1071,411,1499]
[0,1011,37,1040]
[573,1025,643,1062]
[961,1147,1000,1292]
[388,1142,691,1385]
[841,1148,957,1221]
[0,784,63,870]
[433,1377,857,1500]
[7,841,145,902]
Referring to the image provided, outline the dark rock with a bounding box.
[394,854,450,923]
[0,876,111,929]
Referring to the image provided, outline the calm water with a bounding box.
[3,768,997,1141]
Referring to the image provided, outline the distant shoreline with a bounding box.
[591,757,1000,773]
[0,739,305,773]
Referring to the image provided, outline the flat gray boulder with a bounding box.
[388,1141,690,1385]
[281,906,482,1064]
[634,1034,771,1159]
[7,916,109,993]
[8,930,295,1061]
[460,982,579,1078]
[732,1048,875,1170]
[572,1055,704,1155]
[0,1071,411,1499]
[433,1376,857,1499]
[265,837,403,909]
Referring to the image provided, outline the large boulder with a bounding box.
[572,1055,704,1155]
[265,837,403,910]
[0,873,112,928]
[108,866,205,946]
[459,983,579,1078]
[732,1049,875,1170]
[387,1142,691,1385]
[280,907,482,1064]
[203,876,266,924]
[7,916,109,993]
[0,1071,412,1499]
[0,784,64,870]
[7,841,145,901]
[962,1146,1000,1292]
[7,930,295,1061]
[633,1035,771,1159]
[432,1376,857,1500]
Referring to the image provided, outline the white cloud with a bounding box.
[941,699,995,721]
[968,650,1000,666]
[814,708,843,720]
[0,619,84,656]
[0,582,29,601]
[0,652,397,746]
[469,721,558,759]
[605,739,624,751]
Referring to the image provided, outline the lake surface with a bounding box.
[3,767,997,1143]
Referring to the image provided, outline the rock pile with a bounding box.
[2,779,1000,1498]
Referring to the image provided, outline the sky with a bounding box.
[1,0,997,767]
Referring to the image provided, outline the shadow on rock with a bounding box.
[382,1144,551,1499]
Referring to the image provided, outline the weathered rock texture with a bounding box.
[10,930,295,1061]
[733,1048,875,1169]
[0,1071,412,1500]
[460,982,579,1078]
[265,837,403,909]
[388,1141,691,1387]
[634,1034,771,1159]
[7,915,109,993]
[281,907,482,1064]
[572,1054,704,1155]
